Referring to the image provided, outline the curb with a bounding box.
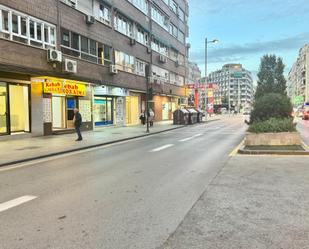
[238,147,309,156]
[1,119,220,167]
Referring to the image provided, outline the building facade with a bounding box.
[208,64,254,112]
[0,0,189,138]
[287,44,309,106]
[186,61,201,107]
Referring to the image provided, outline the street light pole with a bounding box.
[204,38,208,121]
[204,38,219,121]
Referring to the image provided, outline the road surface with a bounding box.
[0,116,246,249]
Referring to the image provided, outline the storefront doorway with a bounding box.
[93,97,114,126]
[125,96,139,125]
[0,83,8,134]
[0,82,30,135]
[52,96,76,130]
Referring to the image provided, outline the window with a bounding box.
[1,10,9,31]
[170,48,178,61]
[178,30,185,43]
[152,65,169,81]
[99,4,111,24]
[71,32,79,50]
[178,8,185,22]
[114,14,133,37]
[169,23,177,38]
[151,38,168,56]
[61,29,97,63]
[136,26,149,45]
[170,1,177,13]
[115,50,135,73]
[98,43,112,66]
[127,0,148,14]
[135,59,147,76]
[60,0,77,8]
[0,5,56,49]
[151,5,169,31]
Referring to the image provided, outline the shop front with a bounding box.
[32,77,93,135]
[153,95,179,121]
[93,86,128,127]
[0,81,30,136]
[125,92,142,126]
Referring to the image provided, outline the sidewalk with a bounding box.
[161,154,309,249]
[0,117,219,167]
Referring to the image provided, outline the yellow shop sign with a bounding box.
[44,80,86,96]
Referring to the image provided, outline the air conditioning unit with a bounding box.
[47,49,62,63]
[64,58,77,73]
[147,47,152,54]
[110,65,118,74]
[129,38,136,46]
[86,15,95,24]
[159,55,167,63]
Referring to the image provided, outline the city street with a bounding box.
[297,119,309,146]
[0,117,246,249]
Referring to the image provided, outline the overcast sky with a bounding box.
[188,0,309,81]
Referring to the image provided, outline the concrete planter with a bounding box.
[245,132,302,146]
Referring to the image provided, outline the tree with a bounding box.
[255,55,287,99]
[250,93,292,123]
[221,95,228,106]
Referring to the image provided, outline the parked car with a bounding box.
[243,112,250,124]
[303,110,309,120]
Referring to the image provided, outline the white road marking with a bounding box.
[151,144,174,152]
[0,195,37,213]
[179,133,203,142]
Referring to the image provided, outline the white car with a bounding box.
[243,112,250,124]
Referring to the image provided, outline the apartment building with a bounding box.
[287,44,309,106]
[0,0,189,138]
[208,64,254,112]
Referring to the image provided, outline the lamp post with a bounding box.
[204,38,219,121]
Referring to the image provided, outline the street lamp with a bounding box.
[204,38,219,121]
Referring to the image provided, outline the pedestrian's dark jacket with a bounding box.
[74,112,82,127]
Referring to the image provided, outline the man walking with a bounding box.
[73,108,82,141]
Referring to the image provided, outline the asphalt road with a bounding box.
[0,116,246,249]
[297,119,309,146]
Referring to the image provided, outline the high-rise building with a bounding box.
[0,0,189,138]
[287,44,309,106]
[208,64,254,112]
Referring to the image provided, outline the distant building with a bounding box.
[208,64,254,112]
[186,62,202,107]
[287,44,309,106]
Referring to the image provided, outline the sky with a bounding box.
[188,0,309,82]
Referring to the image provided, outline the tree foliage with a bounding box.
[255,55,287,99]
[250,93,293,123]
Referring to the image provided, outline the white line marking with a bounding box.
[151,144,174,152]
[0,195,37,213]
[179,133,203,142]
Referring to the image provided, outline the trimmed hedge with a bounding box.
[248,118,296,133]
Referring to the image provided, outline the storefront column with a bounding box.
[31,82,44,136]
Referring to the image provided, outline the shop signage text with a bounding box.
[44,81,86,96]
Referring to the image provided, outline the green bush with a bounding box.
[250,93,292,123]
[248,118,296,133]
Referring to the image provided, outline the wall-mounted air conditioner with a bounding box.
[159,55,167,63]
[86,15,95,24]
[64,58,77,73]
[110,65,118,74]
[47,49,62,63]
